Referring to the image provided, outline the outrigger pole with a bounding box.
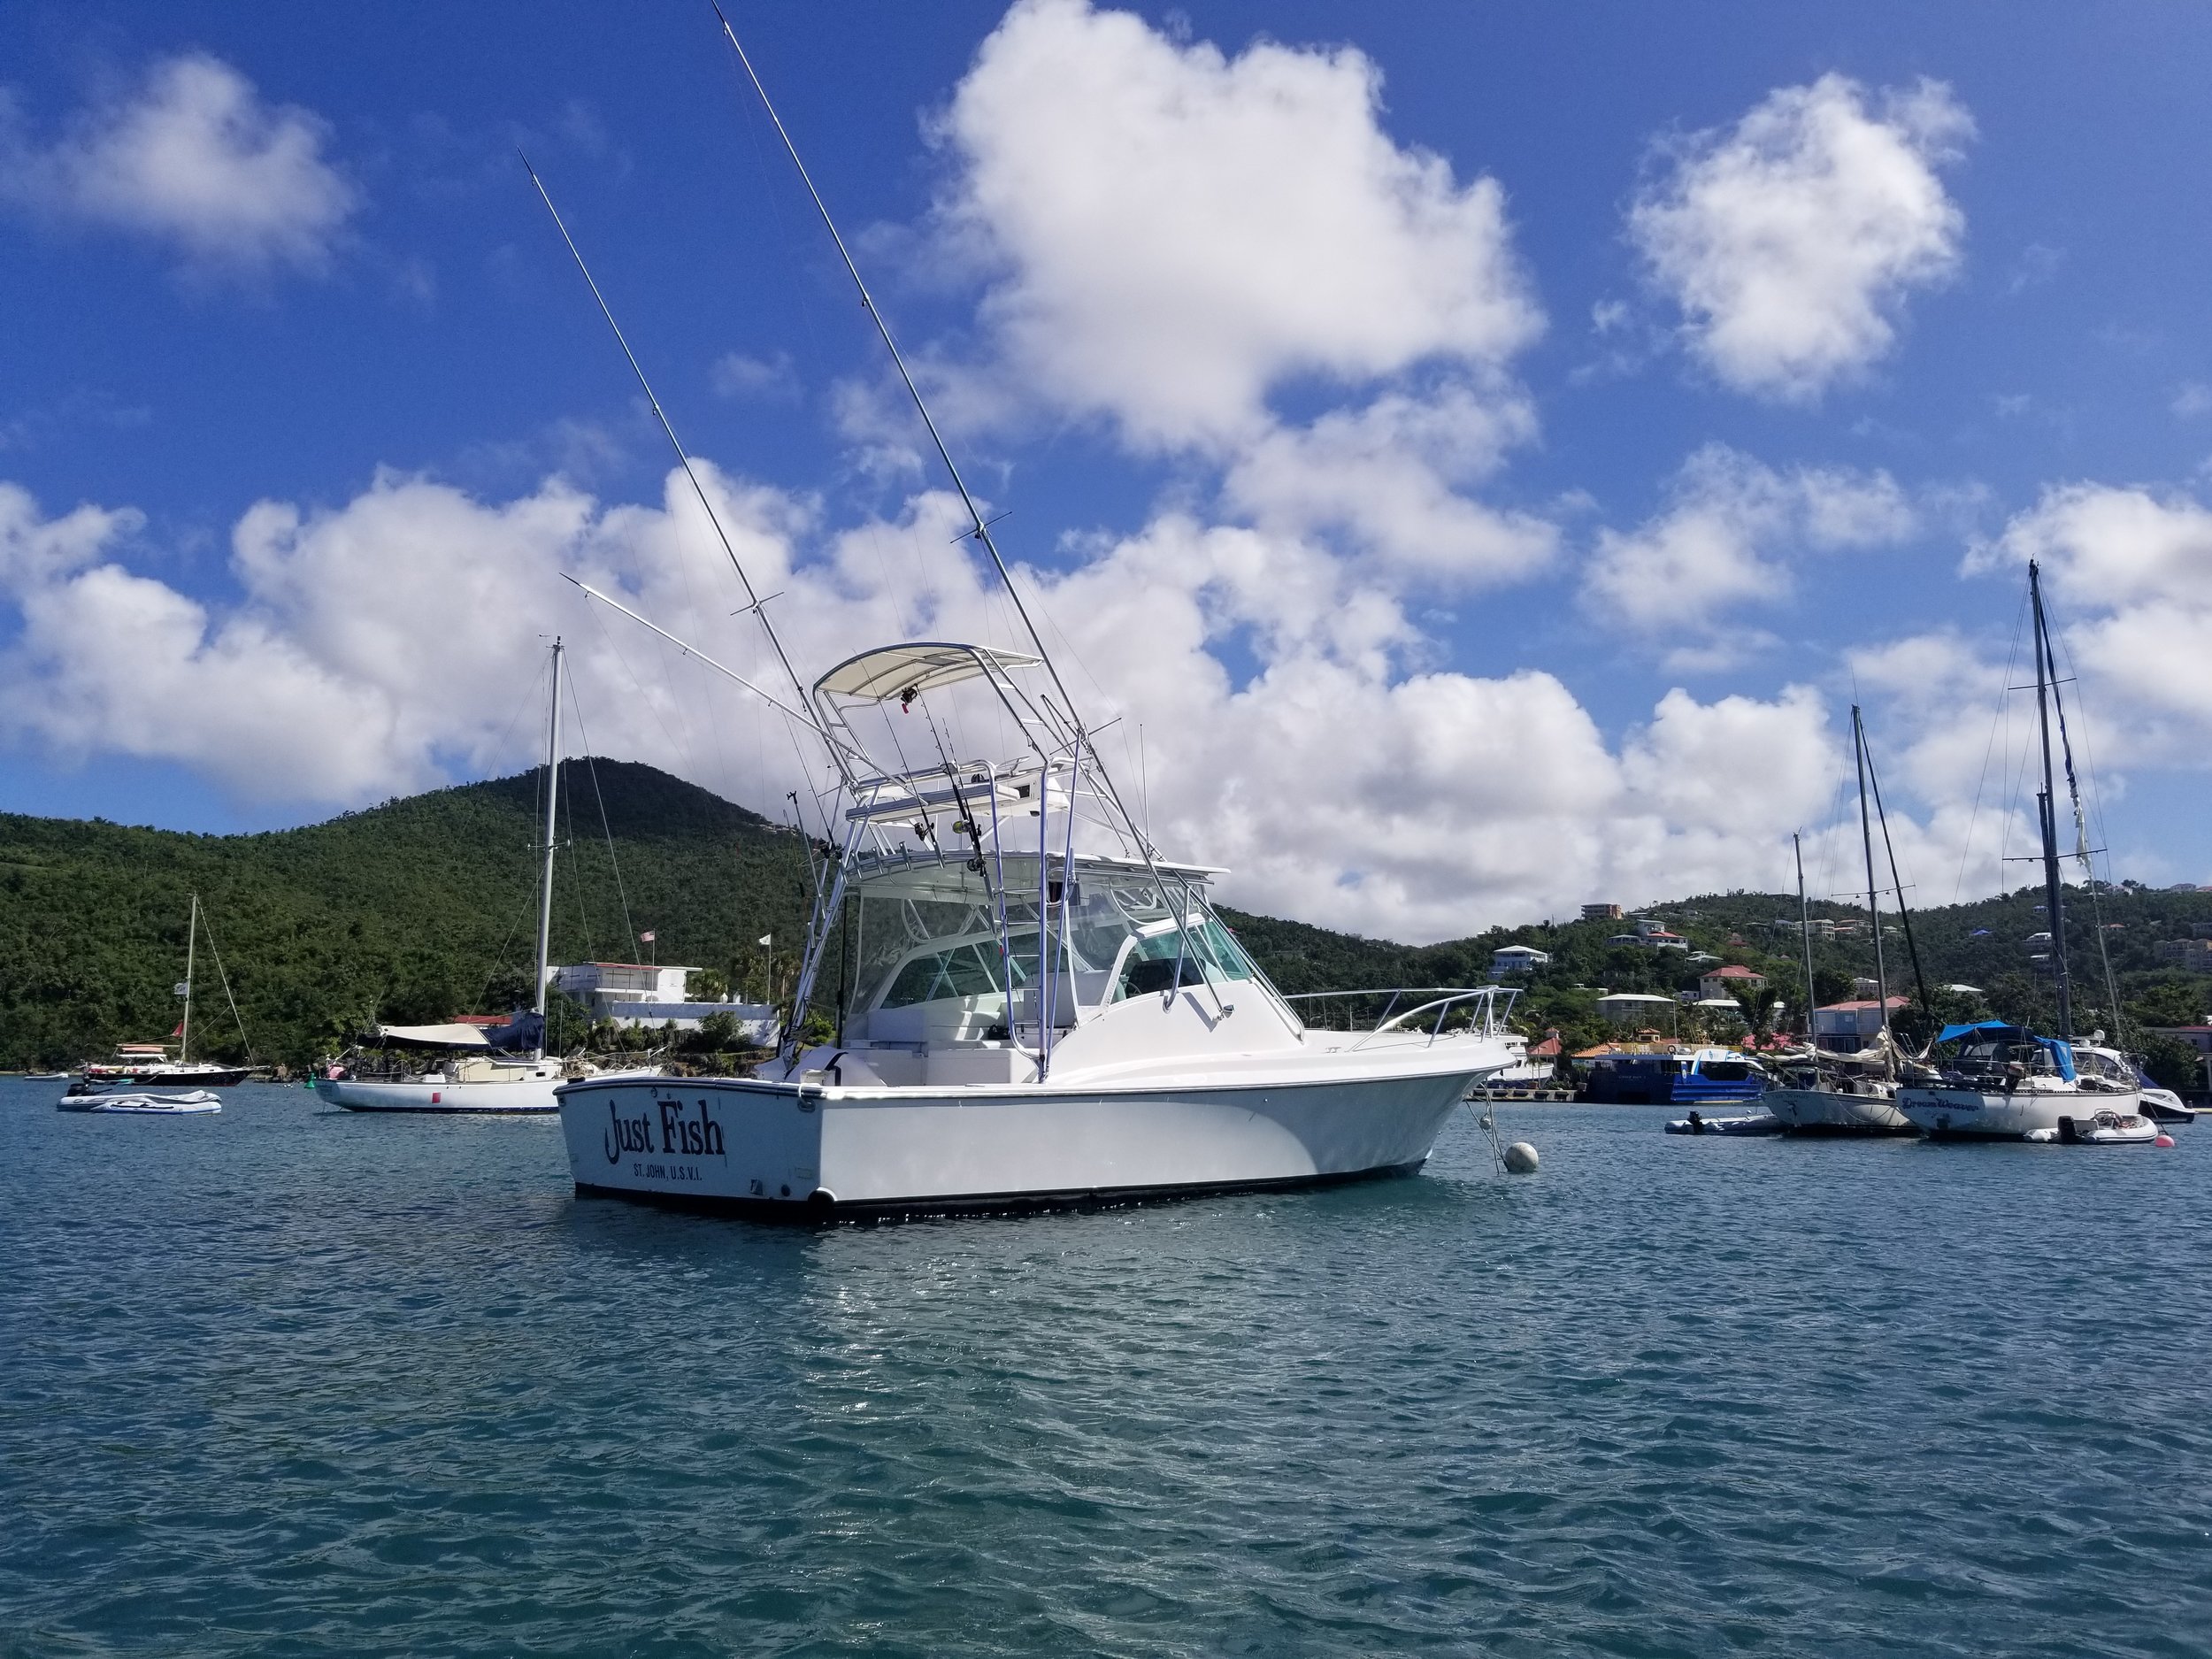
[711,9,1076,729]
[712,13,1264,1046]
[519,152,855,796]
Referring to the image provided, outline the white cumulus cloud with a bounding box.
[1221,380,1555,583]
[936,0,1542,451]
[1585,443,1914,660]
[0,468,1864,941]
[1969,482,2212,763]
[1629,74,1971,402]
[0,52,356,274]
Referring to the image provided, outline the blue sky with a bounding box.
[3,1,2209,939]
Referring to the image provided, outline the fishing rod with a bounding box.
[711,10,1282,1043]
[710,8,1079,736]
[520,151,852,793]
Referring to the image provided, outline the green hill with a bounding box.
[0,760,815,1070]
[1219,882,2212,1088]
[5,762,2208,1086]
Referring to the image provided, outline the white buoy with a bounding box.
[1503,1141,1540,1174]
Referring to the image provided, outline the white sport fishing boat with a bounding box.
[1899,562,2138,1141]
[557,643,1520,1214]
[541,43,1518,1215]
[315,639,655,1115]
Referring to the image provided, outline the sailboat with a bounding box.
[315,640,657,1114]
[544,27,1521,1216]
[70,895,252,1093]
[1763,715,1916,1134]
[1898,562,2147,1140]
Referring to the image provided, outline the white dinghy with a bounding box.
[58,1089,221,1115]
[537,46,1517,1216]
[2046,1109,2160,1147]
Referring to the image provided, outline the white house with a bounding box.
[1491,944,1551,976]
[1597,992,1678,1026]
[550,961,780,1042]
[1812,995,1909,1052]
[1698,964,1767,1002]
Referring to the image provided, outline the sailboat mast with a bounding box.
[1852,706,1891,1041]
[2029,560,2072,1038]
[180,893,197,1064]
[1794,833,1816,1040]
[533,639,565,1060]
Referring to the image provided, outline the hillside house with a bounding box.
[1698,964,1767,1002]
[551,962,780,1040]
[2154,939,2212,972]
[1813,995,1909,1052]
[1491,944,1552,976]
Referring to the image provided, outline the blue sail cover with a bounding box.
[483,1010,544,1052]
[1932,1019,2076,1080]
[1936,1020,2020,1043]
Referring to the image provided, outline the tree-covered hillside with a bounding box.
[6,758,2208,1084]
[0,760,815,1070]
[1223,881,2212,1087]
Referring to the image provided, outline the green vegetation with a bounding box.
[4,760,2208,1088]
[1235,881,2212,1073]
[0,760,814,1071]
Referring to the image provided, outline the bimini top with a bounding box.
[1936,1019,2024,1043]
[813,641,1042,703]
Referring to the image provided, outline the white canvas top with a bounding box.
[375,1023,495,1049]
[813,641,1042,703]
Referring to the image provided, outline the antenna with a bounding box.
[711,10,1079,729]
[518,151,826,756]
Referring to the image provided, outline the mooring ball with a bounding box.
[1503,1141,1540,1174]
[2156,1133,2177,1148]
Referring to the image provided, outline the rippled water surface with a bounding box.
[4,1080,2209,1656]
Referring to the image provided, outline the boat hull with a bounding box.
[558,1064,1478,1217]
[1898,1086,2140,1140]
[1764,1086,1913,1134]
[315,1077,561,1114]
[77,1065,250,1088]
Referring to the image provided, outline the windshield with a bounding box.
[848,856,1235,1033]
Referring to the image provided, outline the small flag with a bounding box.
[171,1022,183,1037]
[757,933,772,947]
[638,930,656,943]
[173,982,190,997]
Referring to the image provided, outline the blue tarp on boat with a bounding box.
[1932,1019,2075,1080]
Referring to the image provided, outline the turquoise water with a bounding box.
[3,1080,2208,1657]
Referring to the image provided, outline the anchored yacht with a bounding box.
[1898,562,2138,1140]
[316,638,657,1115]
[557,643,1519,1214]
[541,35,1516,1214]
